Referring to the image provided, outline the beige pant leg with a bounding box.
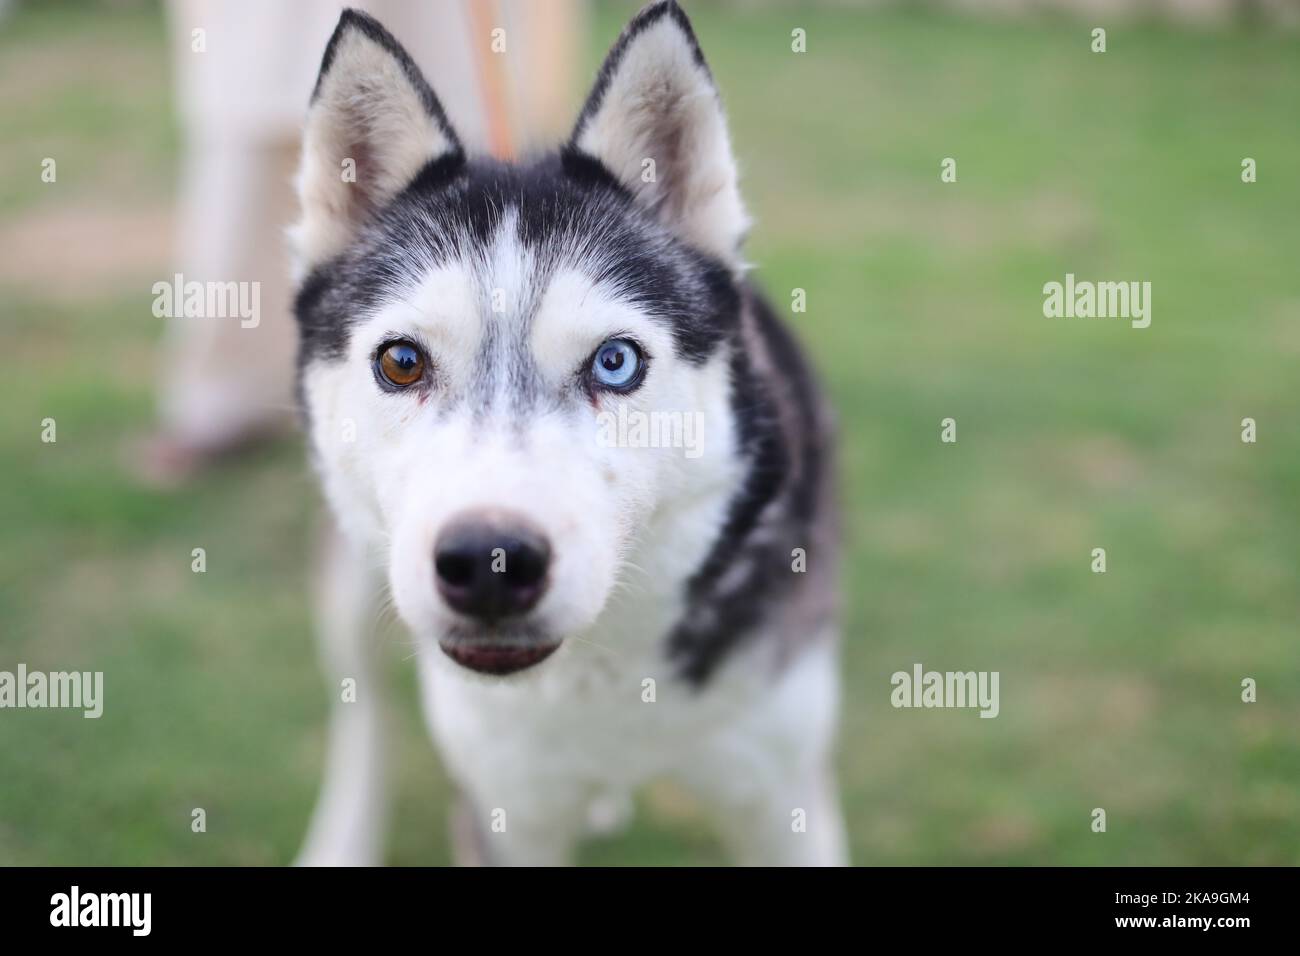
[157,136,299,446]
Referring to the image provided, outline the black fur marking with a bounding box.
[313,8,464,159]
[403,152,472,196]
[569,0,712,146]
[293,154,737,379]
[668,289,831,686]
[558,145,631,195]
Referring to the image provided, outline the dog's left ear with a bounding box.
[569,1,748,266]
[294,9,463,271]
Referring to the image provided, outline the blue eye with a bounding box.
[591,338,644,391]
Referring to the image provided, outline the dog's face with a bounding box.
[293,3,749,676]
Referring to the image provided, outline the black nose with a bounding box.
[434,515,551,622]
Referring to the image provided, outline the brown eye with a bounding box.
[377,341,425,388]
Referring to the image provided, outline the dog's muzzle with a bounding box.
[432,511,558,675]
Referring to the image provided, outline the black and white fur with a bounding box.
[293,1,844,866]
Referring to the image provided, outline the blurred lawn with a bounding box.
[1,1,1297,865]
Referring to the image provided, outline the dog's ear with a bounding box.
[294,9,463,271]
[568,1,748,266]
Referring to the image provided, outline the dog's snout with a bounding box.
[434,513,551,622]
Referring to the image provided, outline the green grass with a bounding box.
[0,1,1297,865]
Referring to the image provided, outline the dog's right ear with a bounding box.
[294,9,463,271]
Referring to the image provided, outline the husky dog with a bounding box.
[292,1,844,866]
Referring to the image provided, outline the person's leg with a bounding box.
[152,136,299,452]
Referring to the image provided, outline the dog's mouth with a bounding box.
[437,624,560,676]
[439,641,560,675]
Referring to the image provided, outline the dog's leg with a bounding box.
[687,755,848,866]
[448,791,491,867]
[442,784,588,866]
[294,523,386,866]
[676,642,850,866]
[484,804,588,866]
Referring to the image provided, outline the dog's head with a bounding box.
[293,2,749,676]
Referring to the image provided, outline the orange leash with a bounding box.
[467,0,514,159]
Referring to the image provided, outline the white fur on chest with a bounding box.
[417,614,839,816]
